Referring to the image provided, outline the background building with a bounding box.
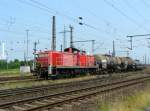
[0,42,6,60]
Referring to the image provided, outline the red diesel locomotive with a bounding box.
[35,47,97,79]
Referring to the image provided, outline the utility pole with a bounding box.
[51,16,56,51]
[127,51,129,57]
[33,42,38,55]
[112,40,115,57]
[33,41,38,70]
[127,34,150,50]
[92,40,95,54]
[59,26,70,50]
[127,36,133,50]
[60,44,63,52]
[24,51,26,64]
[145,54,147,65]
[73,40,95,54]
[108,50,111,55]
[26,29,29,65]
[69,25,74,48]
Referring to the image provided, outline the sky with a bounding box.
[0,0,150,63]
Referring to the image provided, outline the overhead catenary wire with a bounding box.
[118,0,150,34]
[123,0,147,21]
[13,0,106,49]
[141,0,150,9]
[0,17,53,36]
[74,0,122,37]
[17,0,78,23]
[103,0,150,33]
[29,0,78,23]
[16,0,54,16]
[17,0,107,33]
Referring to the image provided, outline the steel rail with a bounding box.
[0,75,149,111]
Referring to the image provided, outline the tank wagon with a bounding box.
[94,54,143,74]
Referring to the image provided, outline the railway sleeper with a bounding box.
[34,101,47,105]
[43,99,55,103]
[12,106,26,111]
[52,106,63,111]
[56,96,68,99]
[24,104,37,108]
[50,98,63,101]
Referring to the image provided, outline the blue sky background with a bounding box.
[0,0,150,63]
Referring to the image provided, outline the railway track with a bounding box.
[0,76,35,82]
[0,75,113,103]
[0,73,142,103]
[0,79,39,85]
[0,75,150,111]
[0,76,37,85]
[0,77,42,87]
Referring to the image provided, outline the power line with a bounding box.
[29,0,79,23]
[122,0,150,35]
[29,0,58,14]
[0,15,52,35]
[16,0,122,43]
[141,0,150,9]
[103,0,150,32]
[17,0,54,15]
[123,0,146,21]
[74,0,121,37]
[17,0,78,23]
[0,28,24,35]
[30,0,102,32]
[17,0,104,32]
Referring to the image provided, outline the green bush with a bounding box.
[0,59,33,70]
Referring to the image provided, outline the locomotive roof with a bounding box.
[64,47,80,52]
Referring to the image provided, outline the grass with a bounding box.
[0,69,31,77]
[141,66,150,74]
[99,87,150,111]
[0,75,97,90]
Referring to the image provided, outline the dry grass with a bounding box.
[0,75,97,90]
[99,87,150,111]
[141,66,150,74]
